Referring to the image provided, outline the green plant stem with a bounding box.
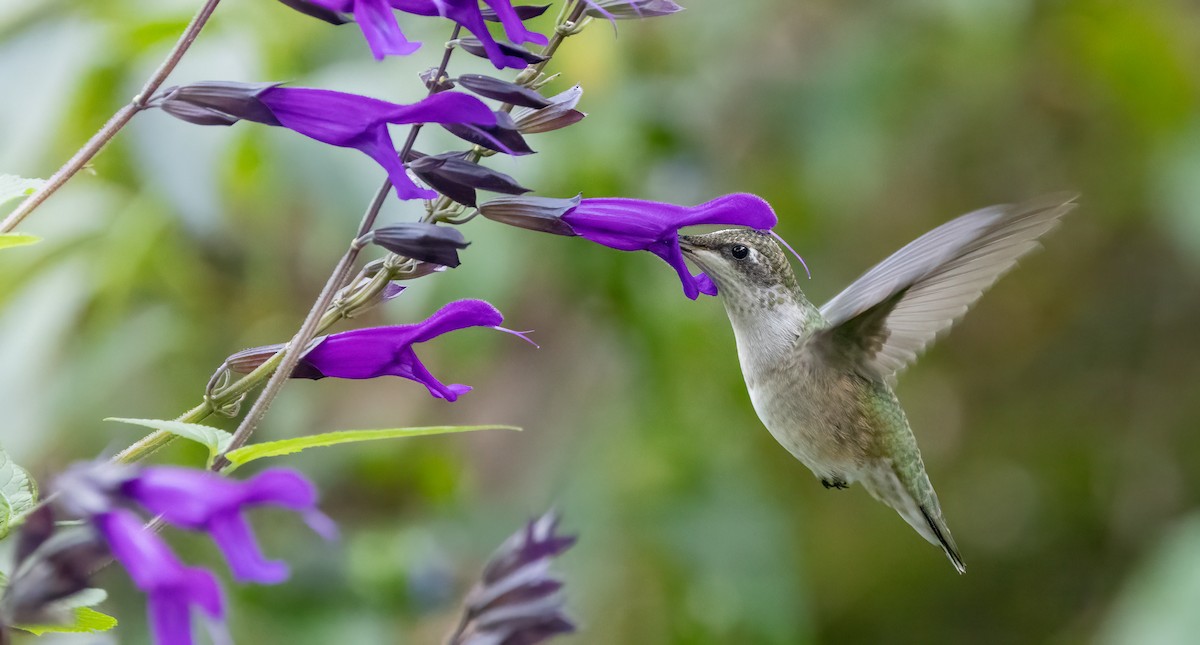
[206,24,466,471]
[119,1,589,468]
[0,0,223,233]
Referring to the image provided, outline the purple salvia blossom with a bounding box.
[97,509,224,645]
[156,82,499,200]
[391,0,549,69]
[562,193,778,299]
[304,0,422,59]
[54,462,335,645]
[124,468,337,585]
[293,299,534,401]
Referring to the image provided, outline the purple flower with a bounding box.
[123,468,337,584]
[449,511,576,645]
[157,82,499,200]
[562,193,778,299]
[295,299,533,401]
[97,509,223,645]
[54,462,335,645]
[391,0,549,69]
[306,0,422,59]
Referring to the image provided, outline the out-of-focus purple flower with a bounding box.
[97,509,223,645]
[392,0,549,69]
[584,0,684,21]
[53,462,335,645]
[449,511,576,645]
[0,507,110,628]
[123,468,337,584]
[156,82,498,200]
[294,299,533,401]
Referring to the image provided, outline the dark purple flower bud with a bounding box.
[370,223,470,268]
[450,512,576,645]
[295,299,533,400]
[584,0,685,20]
[306,0,421,59]
[479,195,580,236]
[123,468,336,584]
[442,111,535,156]
[480,3,551,21]
[510,86,586,134]
[275,0,351,25]
[455,75,551,109]
[408,151,531,207]
[458,37,548,67]
[0,507,110,627]
[156,83,498,201]
[157,81,282,127]
[561,193,778,299]
[97,509,225,645]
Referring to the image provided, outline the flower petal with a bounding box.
[208,512,290,584]
[350,0,423,59]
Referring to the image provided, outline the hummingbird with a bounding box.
[679,194,1076,573]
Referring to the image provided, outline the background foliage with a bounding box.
[4,0,1200,643]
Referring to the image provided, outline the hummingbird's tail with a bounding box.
[861,466,966,574]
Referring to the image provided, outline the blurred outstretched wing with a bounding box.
[815,194,1077,381]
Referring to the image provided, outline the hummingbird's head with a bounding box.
[680,229,802,312]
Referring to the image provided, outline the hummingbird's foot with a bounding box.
[822,477,848,490]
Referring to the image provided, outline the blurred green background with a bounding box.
[4,0,1200,643]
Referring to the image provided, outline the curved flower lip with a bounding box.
[97,509,224,645]
[562,193,778,299]
[305,0,421,59]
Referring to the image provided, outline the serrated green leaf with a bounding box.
[17,607,118,635]
[0,174,44,208]
[0,233,40,249]
[224,425,520,468]
[0,442,39,540]
[106,417,233,468]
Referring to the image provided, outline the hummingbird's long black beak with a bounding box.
[678,235,699,254]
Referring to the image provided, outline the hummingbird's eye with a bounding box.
[730,244,750,260]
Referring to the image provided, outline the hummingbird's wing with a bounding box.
[815,193,1076,382]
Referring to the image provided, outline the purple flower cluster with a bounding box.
[295,0,549,67]
[55,463,334,645]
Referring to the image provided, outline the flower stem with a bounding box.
[208,25,465,471]
[0,0,223,233]
[120,4,589,468]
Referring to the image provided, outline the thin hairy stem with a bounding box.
[0,0,223,233]
[209,24,465,470]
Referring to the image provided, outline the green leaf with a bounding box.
[0,442,39,540]
[17,607,118,635]
[0,174,44,209]
[224,425,520,468]
[106,417,233,468]
[0,233,40,249]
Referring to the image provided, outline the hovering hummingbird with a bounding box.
[679,194,1076,573]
